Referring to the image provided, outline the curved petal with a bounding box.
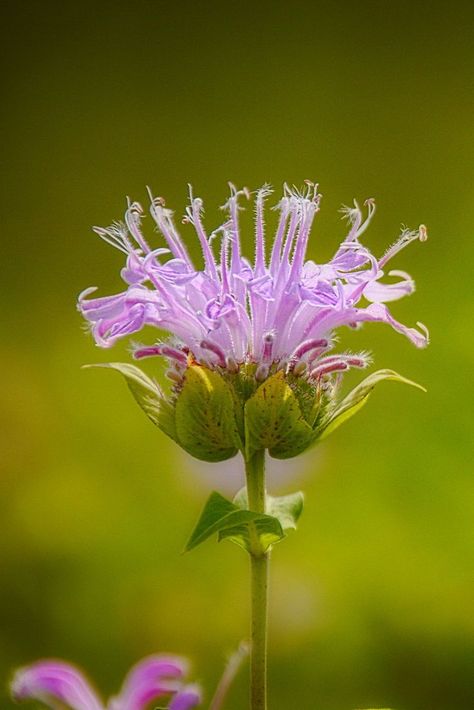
[109,655,188,710]
[11,660,103,710]
[357,302,429,348]
[363,269,415,303]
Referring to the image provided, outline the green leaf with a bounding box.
[233,487,304,533]
[218,516,284,553]
[221,488,304,551]
[244,371,314,460]
[83,362,177,441]
[266,490,304,532]
[320,368,426,440]
[175,364,242,462]
[184,491,282,552]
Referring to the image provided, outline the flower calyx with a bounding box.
[88,360,425,463]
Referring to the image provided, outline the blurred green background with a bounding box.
[2,1,473,708]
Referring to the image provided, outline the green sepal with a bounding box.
[184,491,282,553]
[219,487,304,552]
[244,371,314,460]
[319,368,426,440]
[175,364,242,462]
[82,362,177,441]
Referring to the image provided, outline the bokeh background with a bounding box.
[2,1,473,708]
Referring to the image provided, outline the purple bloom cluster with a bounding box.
[79,183,428,380]
[11,655,201,710]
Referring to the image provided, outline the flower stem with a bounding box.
[245,450,268,710]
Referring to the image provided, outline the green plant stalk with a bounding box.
[245,449,269,710]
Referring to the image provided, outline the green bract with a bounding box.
[88,362,425,463]
[175,365,242,461]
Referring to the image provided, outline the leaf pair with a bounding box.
[184,489,304,555]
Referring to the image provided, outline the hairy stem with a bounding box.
[245,450,269,710]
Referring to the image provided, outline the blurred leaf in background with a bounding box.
[1,1,473,709]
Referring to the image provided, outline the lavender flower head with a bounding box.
[78,183,428,461]
[11,655,201,710]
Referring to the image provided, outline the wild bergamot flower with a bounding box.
[78,183,428,462]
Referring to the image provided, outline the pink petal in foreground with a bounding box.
[168,684,202,710]
[11,660,104,710]
[109,655,188,710]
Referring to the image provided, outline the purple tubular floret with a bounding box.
[78,183,428,375]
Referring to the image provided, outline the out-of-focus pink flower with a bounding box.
[11,655,201,710]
